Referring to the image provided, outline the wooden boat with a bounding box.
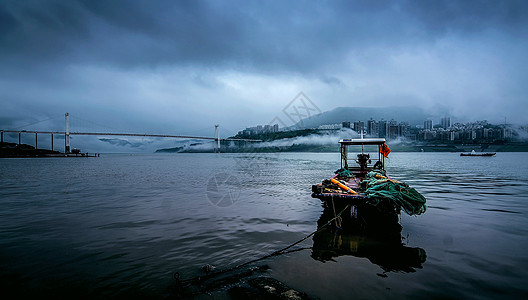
[311,138,426,230]
[460,150,496,157]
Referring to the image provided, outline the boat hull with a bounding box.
[460,153,496,156]
[312,189,401,232]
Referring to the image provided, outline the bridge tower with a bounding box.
[65,112,70,153]
[214,124,220,153]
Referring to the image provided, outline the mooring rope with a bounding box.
[175,204,350,286]
[330,196,343,229]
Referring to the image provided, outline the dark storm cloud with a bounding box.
[2,0,526,73]
[1,0,249,70]
[0,1,88,63]
[1,0,527,146]
[406,0,528,35]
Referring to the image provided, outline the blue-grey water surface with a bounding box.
[1,152,527,299]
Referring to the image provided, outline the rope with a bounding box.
[175,204,350,286]
[330,197,342,229]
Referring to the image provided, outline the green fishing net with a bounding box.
[364,171,427,216]
[334,167,352,178]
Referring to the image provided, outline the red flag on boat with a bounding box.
[380,144,391,158]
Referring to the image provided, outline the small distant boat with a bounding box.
[460,150,496,157]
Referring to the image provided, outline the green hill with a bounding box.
[291,106,431,129]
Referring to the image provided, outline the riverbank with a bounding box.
[0,142,99,158]
[0,142,61,157]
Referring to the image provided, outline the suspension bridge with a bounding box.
[0,113,261,155]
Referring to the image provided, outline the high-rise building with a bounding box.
[441,117,451,129]
[240,123,279,135]
[342,121,351,129]
[367,118,378,137]
[379,119,389,138]
[398,122,410,138]
[389,124,399,140]
[424,120,433,130]
[353,121,365,134]
[386,119,398,140]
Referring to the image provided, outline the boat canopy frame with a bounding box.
[339,138,387,171]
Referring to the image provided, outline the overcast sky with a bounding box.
[1,0,527,142]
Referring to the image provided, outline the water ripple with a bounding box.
[1,152,527,298]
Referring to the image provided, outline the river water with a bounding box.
[1,152,527,299]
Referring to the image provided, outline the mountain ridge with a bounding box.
[291,106,432,129]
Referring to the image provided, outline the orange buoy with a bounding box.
[330,178,357,194]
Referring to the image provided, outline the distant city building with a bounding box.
[367,118,379,137]
[238,124,279,136]
[416,118,516,142]
[238,116,516,144]
[381,119,398,140]
[389,123,399,140]
[318,124,342,130]
[263,124,273,133]
[378,119,389,138]
[424,120,433,131]
[353,121,365,134]
[441,117,451,129]
[398,122,410,138]
[503,126,513,140]
[421,130,436,140]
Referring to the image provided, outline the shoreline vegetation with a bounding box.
[1,142,61,157]
[0,142,99,158]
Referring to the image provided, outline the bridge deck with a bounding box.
[0,130,261,142]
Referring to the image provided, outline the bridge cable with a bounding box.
[9,114,63,130]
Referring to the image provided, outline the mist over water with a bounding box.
[254,129,357,148]
[1,152,527,299]
[182,128,360,151]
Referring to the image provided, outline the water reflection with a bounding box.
[311,205,427,273]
